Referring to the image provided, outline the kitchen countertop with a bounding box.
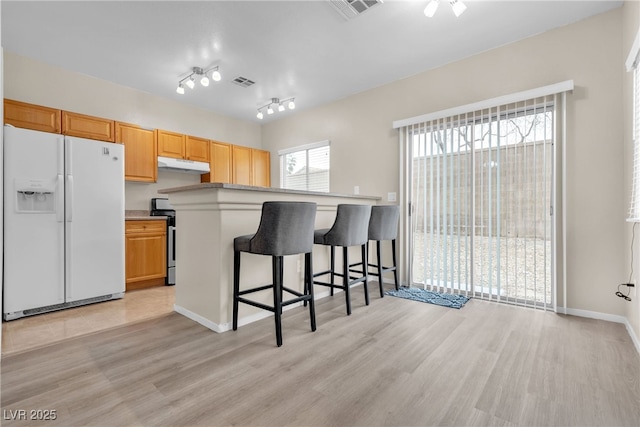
[158,182,381,200]
[124,210,167,220]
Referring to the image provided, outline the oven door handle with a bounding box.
[168,225,176,267]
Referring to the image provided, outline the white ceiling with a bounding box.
[1,0,623,124]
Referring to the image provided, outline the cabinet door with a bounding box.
[116,122,157,183]
[157,130,185,159]
[232,145,252,185]
[251,148,271,187]
[186,136,210,162]
[202,141,232,183]
[62,111,115,142]
[125,221,166,290]
[4,99,61,133]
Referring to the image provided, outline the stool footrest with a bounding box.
[238,283,273,296]
[236,297,275,313]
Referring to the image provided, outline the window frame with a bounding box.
[278,140,331,192]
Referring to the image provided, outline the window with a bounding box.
[395,81,573,312]
[279,141,330,192]
[627,29,640,222]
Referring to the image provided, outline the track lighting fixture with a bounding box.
[176,66,221,94]
[424,0,467,18]
[256,97,296,120]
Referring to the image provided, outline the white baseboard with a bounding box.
[564,307,640,354]
[624,318,640,354]
[174,304,226,333]
[174,294,331,334]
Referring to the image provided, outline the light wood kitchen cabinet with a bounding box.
[201,140,233,183]
[186,135,210,163]
[251,148,271,187]
[157,129,186,159]
[115,122,157,183]
[232,145,253,185]
[62,111,115,142]
[125,220,166,291]
[4,99,62,133]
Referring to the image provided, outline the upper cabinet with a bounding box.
[62,111,115,142]
[251,148,271,187]
[232,145,253,186]
[202,140,232,184]
[4,99,62,134]
[115,122,157,183]
[185,136,210,163]
[157,129,186,159]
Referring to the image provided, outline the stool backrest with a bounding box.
[369,205,400,241]
[323,204,372,247]
[251,202,317,256]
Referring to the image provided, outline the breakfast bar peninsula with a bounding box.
[158,183,380,332]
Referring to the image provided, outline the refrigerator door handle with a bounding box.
[56,174,64,223]
[66,175,74,222]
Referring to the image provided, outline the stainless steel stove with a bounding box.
[150,198,176,285]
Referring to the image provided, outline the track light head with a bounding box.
[267,106,274,115]
[257,111,264,120]
[424,0,439,17]
[200,76,210,87]
[450,0,466,17]
[186,77,195,89]
[176,83,185,95]
[288,99,296,110]
[278,103,285,112]
[211,69,221,82]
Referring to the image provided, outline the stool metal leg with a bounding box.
[330,246,335,296]
[362,244,370,306]
[233,250,241,331]
[343,247,351,315]
[376,241,384,298]
[306,252,316,332]
[392,239,399,290]
[273,256,283,347]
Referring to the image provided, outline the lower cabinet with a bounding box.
[125,220,166,291]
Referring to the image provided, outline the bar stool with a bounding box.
[233,201,317,347]
[360,205,400,297]
[312,204,372,315]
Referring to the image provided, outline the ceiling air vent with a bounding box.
[231,76,256,88]
[328,0,382,20]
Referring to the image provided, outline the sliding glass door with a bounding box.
[409,97,555,309]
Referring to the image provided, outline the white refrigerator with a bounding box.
[3,125,125,320]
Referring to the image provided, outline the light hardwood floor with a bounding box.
[2,284,639,426]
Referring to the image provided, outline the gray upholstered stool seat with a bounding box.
[311,204,372,315]
[233,201,317,347]
[350,205,400,297]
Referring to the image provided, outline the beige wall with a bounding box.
[623,1,640,344]
[3,51,262,210]
[263,8,628,317]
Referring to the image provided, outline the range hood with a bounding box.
[157,156,210,174]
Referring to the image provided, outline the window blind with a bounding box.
[628,49,640,221]
[280,141,330,192]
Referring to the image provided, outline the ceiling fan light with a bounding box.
[424,0,439,17]
[186,77,195,89]
[257,111,264,120]
[200,75,210,87]
[211,69,221,82]
[450,0,466,17]
[288,100,296,110]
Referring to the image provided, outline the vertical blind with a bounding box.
[279,140,331,192]
[395,82,572,311]
[627,30,640,222]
